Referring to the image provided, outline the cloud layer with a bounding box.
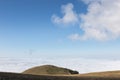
[1,57,120,73]
[52,0,120,41]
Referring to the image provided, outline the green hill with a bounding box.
[22,65,79,75]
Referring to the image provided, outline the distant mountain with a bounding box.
[22,65,79,75]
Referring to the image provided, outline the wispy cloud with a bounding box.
[52,3,78,26]
[52,0,120,41]
[68,33,81,41]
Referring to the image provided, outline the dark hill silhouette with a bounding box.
[22,65,79,75]
[0,71,120,80]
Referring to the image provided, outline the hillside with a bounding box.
[0,71,120,80]
[1,64,120,80]
[79,70,120,77]
[22,65,79,75]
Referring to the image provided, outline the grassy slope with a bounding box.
[22,65,78,75]
[0,72,120,80]
[79,70,120,77]
[1,64,120,80]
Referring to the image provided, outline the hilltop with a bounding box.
[22,65,79,75]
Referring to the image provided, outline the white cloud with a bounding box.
[52,0,120,41]
[78,0,120,41]
[52,3,78,26]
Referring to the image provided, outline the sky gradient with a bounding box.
[0,0,120,59]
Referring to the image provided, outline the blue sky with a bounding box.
[0,0,120,59]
